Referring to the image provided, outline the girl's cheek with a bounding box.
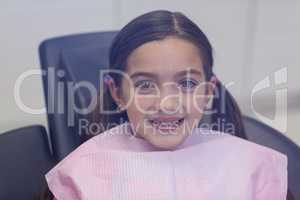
[181,92,205,114]
[132,94,156,113]
[192,86,208,111]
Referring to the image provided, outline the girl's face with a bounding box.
[109,37,215,150]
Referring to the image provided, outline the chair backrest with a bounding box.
[243,116,300,199]
[39,31,300,199]
[39,31,118,161]
[0,125,55,200]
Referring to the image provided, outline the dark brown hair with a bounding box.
[91,10,246,138]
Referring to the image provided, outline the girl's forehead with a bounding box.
[127,38,202,64]
[126,37,204,78]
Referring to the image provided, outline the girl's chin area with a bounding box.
[143,131,187,150]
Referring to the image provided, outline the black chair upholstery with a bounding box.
[39,31,118,161]
[38,31,300,199]
[243,116,300,199]
[0,125,55,200]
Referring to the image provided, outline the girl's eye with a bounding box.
[179,79,198,90]
[134,80,156,91]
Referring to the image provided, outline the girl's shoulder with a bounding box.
[180,128,288,180]
[46,123,130,171]
[178,128,288,198]
[183,127,287,161]
[45,123,133,199]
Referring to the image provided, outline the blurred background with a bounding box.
[0,0,299,144]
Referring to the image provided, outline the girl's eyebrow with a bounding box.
[129,69,202,79]
[176,69,202,77]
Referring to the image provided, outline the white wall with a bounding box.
[0,0,118,133]
[0,0,299,144]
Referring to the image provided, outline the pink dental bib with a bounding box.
[46,122,288,200]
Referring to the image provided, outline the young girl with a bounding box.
[42,10,288,200]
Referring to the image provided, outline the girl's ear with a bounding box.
[106,77,125,108]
